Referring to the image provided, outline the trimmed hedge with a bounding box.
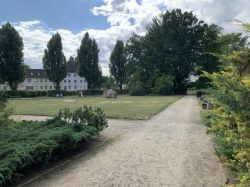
[3,89,104,98]
[130,87,147,96]
[81,89,103,96]
[0,106,107,186]
[115,89,129,95]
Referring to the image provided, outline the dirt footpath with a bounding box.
[25,96,230,187]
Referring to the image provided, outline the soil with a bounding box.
[15,96,233,187]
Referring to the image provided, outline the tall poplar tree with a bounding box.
[110,40,126,91]
[0,22,25,90]
[43,32,67,91]
[77,33,102,89]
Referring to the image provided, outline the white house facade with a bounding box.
[0,57,88,91]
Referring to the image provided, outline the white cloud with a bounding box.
[2,0,250,76]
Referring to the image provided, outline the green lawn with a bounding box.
[8,95,181,120]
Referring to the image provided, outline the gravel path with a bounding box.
[24,96,230,187]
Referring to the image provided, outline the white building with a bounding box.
[0,57,88,91]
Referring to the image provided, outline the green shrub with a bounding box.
[81,89,103,96]
[115,89,129,95]
[129,84,147,96]
[0,106,107,186]
[0,92,12,127]
[203,49,250,185]
[152,75,174,95]
[3,90,104,98]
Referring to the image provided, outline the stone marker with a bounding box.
[105,89,117,98]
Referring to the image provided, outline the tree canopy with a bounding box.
[0,22,25,90]
[110,40,126,91]
[77,32,102,89]
[43,32,67,91]
[125,9,223,94]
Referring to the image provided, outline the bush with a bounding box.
[204,50,250,185]
[152,75,173,95]
[129,83,147,96]
[0,106,107,186]
[81,89,103,96]
[115,89,129,95]
[46,90,78,97]
[3,89,104,98]
[0,92,12,127]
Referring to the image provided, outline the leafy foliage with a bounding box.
[125,9,222,94]
[205,48,250,185]
[0,22,25,90]
[110,40,126,91]
[77,33,102,89]
[0,92,11,127]
[43,33,67,91]
[101,76,116,90]
[0,106,107,186]
[152,75,174,95]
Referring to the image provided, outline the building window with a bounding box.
[80,80,83,83]
[40,79,43,82]
[64,86,67,90]
[30,73,33,76]
[68,86,71,90]
[40,86,43,90]
[26,86,33,90]
[74,73,77,77]
[74,80,77,83]
[45,86,47,90]
[35,79,38,82]
[68,80,71,83]
[45,79,47,82]
[28,79,31,83]
[64,80,67,83]
[67,74,70,77]
[74,85,77,90]
[50,86,53,90]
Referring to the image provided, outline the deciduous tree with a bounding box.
[110,40,126,91]
[43,32,67,91]
[77,33,102,89]
[0,22,25,90]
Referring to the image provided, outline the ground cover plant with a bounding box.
[8,95,181,120]
[0,104,107,186]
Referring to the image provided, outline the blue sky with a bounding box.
[0,0,249,75]
[0,0,109,32]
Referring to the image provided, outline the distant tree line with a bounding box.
[108,9,248,94]
[0,9,248,93]
[0,23,102,91]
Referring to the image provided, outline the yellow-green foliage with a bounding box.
[205,50,250,186]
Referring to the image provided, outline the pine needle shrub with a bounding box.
[0,106,107,186]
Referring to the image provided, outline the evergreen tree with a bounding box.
[77,33,102,89]
[110,40,126,91]
[0,22,25,90]
[43,32,67,91]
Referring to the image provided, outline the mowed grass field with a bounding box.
[8,95,181,120]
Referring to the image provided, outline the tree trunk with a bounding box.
[119,84,122,92]
[9,81,18,90]
[55,83,61,91]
